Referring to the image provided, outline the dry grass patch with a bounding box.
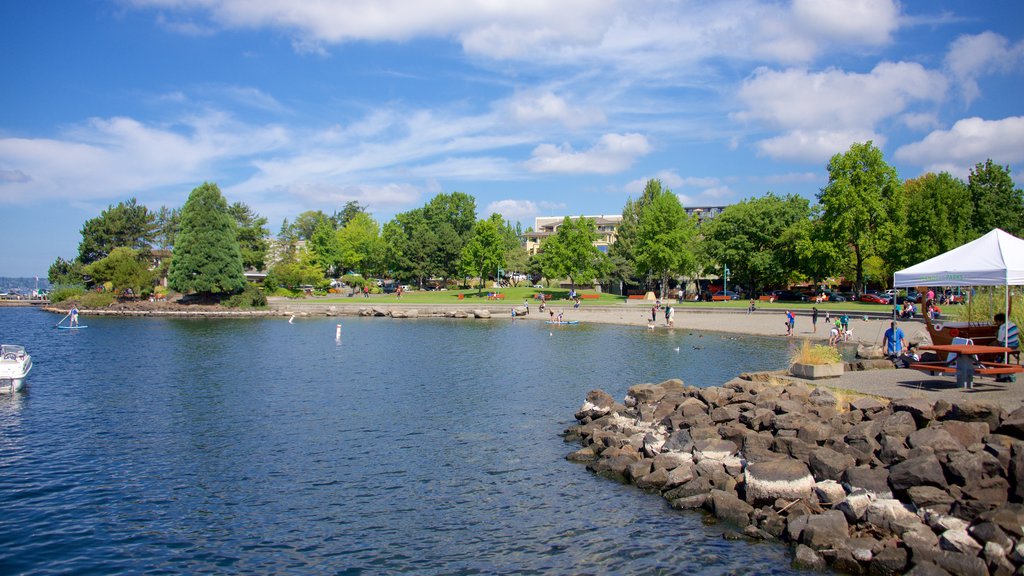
[790,339,842,366]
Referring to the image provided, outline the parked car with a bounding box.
[771,290,807,302]
[859,293,891,304]
[821,290,846,302]
[714,290,742,300]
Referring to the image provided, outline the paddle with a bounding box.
[55,312,70,328]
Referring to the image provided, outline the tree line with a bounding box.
[48,142,1024,301]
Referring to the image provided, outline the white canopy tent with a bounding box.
[893,229,1024,359]
[893,228,1024,288]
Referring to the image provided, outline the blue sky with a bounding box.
[2,0,1023,277]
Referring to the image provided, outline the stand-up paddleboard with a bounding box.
[545,320,579,325]
[57,325,88,330]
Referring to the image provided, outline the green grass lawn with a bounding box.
[308,287,906,312]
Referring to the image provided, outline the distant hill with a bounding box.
[0,277,51,294]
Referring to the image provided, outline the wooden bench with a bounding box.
[486,293,506,300]
[712,295,731,301]
[758,295,775,302]
[627,295,648,300]
[975,363,1024,376]
[907,362,957,375]
[908,361,1023,376]
[579,294,600,300]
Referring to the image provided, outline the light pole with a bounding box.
[723,265,729,298]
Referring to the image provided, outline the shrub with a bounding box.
[49,285,86,303]
[80,291,115,308]
[790,339,841,365]
[223,284,268,308]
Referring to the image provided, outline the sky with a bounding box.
[2,0,1023,277]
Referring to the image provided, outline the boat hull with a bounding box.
[0,351,31,393]
[924,315,998,359]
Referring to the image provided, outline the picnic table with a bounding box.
[909,344,1023,388]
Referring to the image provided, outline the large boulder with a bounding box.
[575,390,618,421]
[744,459,815,505]
[889,455,946,492]
[472,309,491,318]
[943,400,1001,432]
[710,489,754,527]
[906,428,963,455]
[809,446,857,481]
[891,398,935,427]
[801,510,850,550]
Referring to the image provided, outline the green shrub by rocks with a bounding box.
[80,292,115,308]
[49,285,86,303]
[223,284,267,308]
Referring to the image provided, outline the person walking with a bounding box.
[882,321,906,359]
[811,307,819,334]
[785,310,795,336]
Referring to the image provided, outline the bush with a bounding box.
[790,339,842,365]
[80,291,115,308]
[223,284,268,308]
[49,285,85,303]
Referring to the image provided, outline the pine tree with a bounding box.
[168,182,246,296]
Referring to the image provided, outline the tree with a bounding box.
[83,247,155,295]
[287,210,333,241]
[382,209,436,287]
[904,172,973,261]
[77,198,157,264]
[154,206,180,250]
[424,192,477,281]
[265,249,325,291]
[228,202,270,271]
[702,193,812,294]
[338,212,382,277]
[968,159,1024,237]
[331,200,367,229]
[48,256,84,286]
[537,216,609,291]
[459,219,506,293]
[168,182,246,297]
[308,219,343,277]
[609,179,662,285]
[633,188,697,299]
[817,141,905,293]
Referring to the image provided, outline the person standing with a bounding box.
[651,305,657,323]
[785,310,795,336]
[811,307,819,334]
[667,305,675,327]
[70,306,79,327]
[882,321,906,359]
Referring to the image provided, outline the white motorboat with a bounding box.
[0,344,32,393]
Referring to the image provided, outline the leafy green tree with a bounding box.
[424,192,476,281]
[968,159,1024,236]
[83,247,155,295]
[904,172,973,261]
[331,200,367,229]
[228,202,270,271]
[287,210,333,241]
[537,216,609,291]
[382,209,436,287]
[338,212,382,277]
[460,219,507,293]
[168,182,246,296]
[633,188,697,299]
[265,249,325,290]
[308,219,344,276]
[817,141,905,293]
[78,198,157,264]
[609,179,662,285]
[48,256,85,286]
[702,193,812,294]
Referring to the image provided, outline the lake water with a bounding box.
[0,307,807,575]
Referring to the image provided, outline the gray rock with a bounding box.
[809,446,857,481]
[864,498,920,534]
[938,528,982,556]
[996,405,1024,439]
[740,407,775,430]
[710,489,754,527]
[693,438,737,461]
[710,405,740,423]
[566,446,598,462]
[677,397,709,418]
[798,421,834,445]
[669,494,708,510]
[664,461,696,488]
[652,451,692,471]
[1011,442,1024,502]
[968,521,1014,551]
[850,396,888,414]
[869,546,908,576]
[635,467,670,490]
[627,459,653,482]
[907,428,963,455]
[944,400,1001,432]
[889,454,946,492]
[744,459,815,505]
[937,420,988,449]
[903,561,953,576]
[880,410,918,438]
[471,309,491,318]
[661,428,694,453]
[662,475,712,500]
[837,490,873,523]
[907,485,954,512]
[792,544,827,571]
[943,449,1003,486]
[698,385,734,407]
[909,548,988,576]
[813,479,846,506]
[844,466,892,497]
[801,510,850,550]
[892,398,935,426]
[575,390,617,420]
[857,344,886,359]
[977,503,1024,538]
[878,434,909,466]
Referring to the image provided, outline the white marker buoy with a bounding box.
[288,315,295,324]
[336,324,342,340]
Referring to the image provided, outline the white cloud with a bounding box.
[503,91,604,129]
[755,129,885,163]
[678,185,735,207]
[525,133,650,174]
[485,199,538,221]
[894,116,1024,176]
[900,112,940,131]
[945,32,1024,103]
[755,172,820,185]
[791,0,898,46]
[623,170,720,194]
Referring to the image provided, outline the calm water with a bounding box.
[0,307,806,575]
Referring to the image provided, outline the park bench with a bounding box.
[579,294,600,300]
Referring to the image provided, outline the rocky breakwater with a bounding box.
[564,378,1024,575]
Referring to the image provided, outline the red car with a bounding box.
[859,293,892,304]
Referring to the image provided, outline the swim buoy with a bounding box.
[949,328,959,337]
[934,323,943,331]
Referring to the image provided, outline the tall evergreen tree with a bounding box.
[228,202,270,271]
[77,198,157,264]
[168,183,246,297]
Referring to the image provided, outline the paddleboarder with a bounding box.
[70,307,79,327]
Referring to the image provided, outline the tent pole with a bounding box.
[1005,284,1010,364]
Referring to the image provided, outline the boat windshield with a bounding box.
[1,345,25,358]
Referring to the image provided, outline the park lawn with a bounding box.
[316,286,624,305]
